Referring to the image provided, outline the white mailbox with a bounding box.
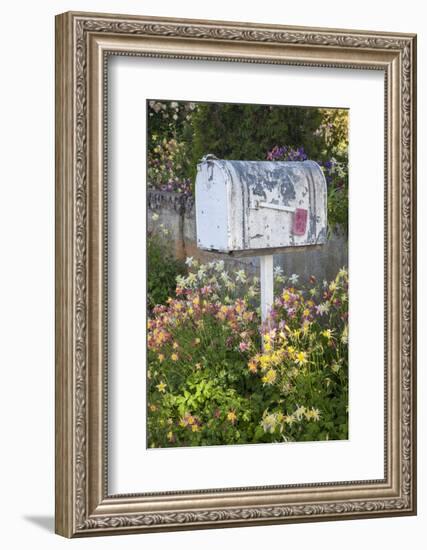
[195,156,327,254]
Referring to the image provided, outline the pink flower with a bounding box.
[239,341,249,352]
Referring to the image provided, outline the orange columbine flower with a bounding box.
[248,359,258,373]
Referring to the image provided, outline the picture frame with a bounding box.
[55,11,417,537]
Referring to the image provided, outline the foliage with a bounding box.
[147,260,348,447]
[190,103,324,178]
[147,216,186,309]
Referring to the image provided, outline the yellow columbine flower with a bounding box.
[322,329,333,340]
[262,368,277,385]
[259,355,271,370]
[171,353,179,362]
[172,342,179,349]
[295,351,308,366]
[306,408,321,421]
[156,381,167,393]
[303,308,310,317]
[264,342,272,352]
[283,291,290,302]
[227,410,237,424]
[167,431,174,441]
[284,414,295,426]
[191,424,200,432]
[157,353,165,363]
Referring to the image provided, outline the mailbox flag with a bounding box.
[293,208,308,236]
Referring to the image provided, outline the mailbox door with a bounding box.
[242,161,326,249]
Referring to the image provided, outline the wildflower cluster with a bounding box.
[147,137,192,195]
[147,261,349,447]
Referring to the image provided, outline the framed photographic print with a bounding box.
[55,11,417,537]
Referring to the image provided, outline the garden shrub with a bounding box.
[190,103,324,176]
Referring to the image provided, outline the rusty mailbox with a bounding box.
[195,156,327,254]
[195,155,328,322]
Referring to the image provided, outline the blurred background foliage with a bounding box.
[147,99,349,232]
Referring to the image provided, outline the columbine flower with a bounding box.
[239,341,249,352]
[185,256,194,267]
[197,265,207,279]
[295,351,308,366]
[274,265,283,276]
[289,273,299,284]
[214,260,225,272]
[316,302,330,316]
[248,358,258,373]
[306,408,321,421]
[227,410,237,424]
[235,270,247,283]
[157,353,165,363]
[151,212,159,221]
[171,353,179,361]
[261,413,277,433]
[322,329,333,340]
[262,368,277,385]
[294,405,306,420]
[156,381,166,393]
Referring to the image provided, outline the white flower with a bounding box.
[235,270,247,283]
[274,266,283,276]
[185,257,194,267]
[294,405,306,421]
[186,273,197,286]
[151,212,159,221]
[220,271,230,283]
[261,413,278,434]
[214,260,225,272]
[197,265,207,280]
[176,275,185,287]
[316,302,330,316]
[289,273,299,284]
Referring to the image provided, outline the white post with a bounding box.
[260,254,274,324]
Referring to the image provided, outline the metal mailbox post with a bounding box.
[195,155,327,323]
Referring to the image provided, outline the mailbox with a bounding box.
[195,156,327,254]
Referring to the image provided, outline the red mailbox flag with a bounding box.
[293,208,308,236]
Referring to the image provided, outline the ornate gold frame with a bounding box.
[55,11,417,537]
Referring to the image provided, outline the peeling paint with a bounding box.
[196,158,327,253]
